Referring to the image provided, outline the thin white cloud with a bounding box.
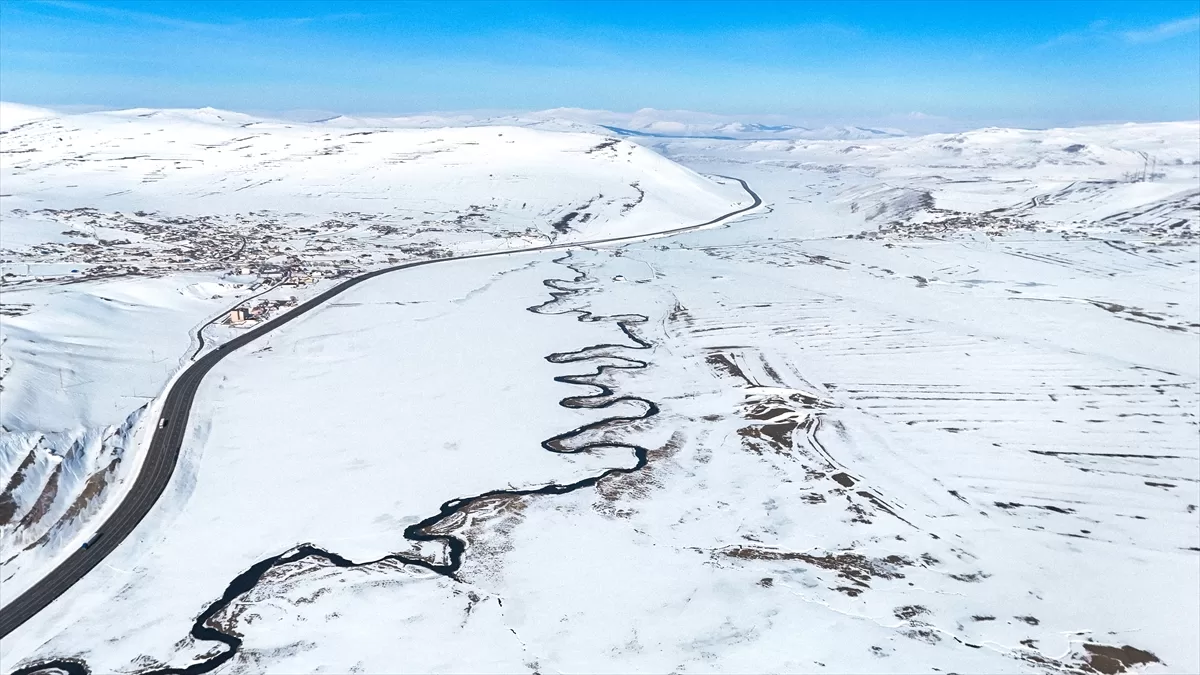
[30,0,376,32]
[1038,16,1198,49]
[1036,20,1108,49]
[1123,16,1200,43]
[32,0,221,30]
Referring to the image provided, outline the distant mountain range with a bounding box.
[302,106,906,140]
[517,107,907,140]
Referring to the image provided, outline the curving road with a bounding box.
[0,176,760,640]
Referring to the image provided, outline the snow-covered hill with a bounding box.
[649,120,1199,241]
[0,103,741,241]
[0,103,58,131]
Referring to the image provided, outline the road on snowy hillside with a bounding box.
[0,177,761,639]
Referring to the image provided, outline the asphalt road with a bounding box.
[0,176,760,639]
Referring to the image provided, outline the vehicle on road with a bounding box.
[81,533,103,550]
[158,418,168,429]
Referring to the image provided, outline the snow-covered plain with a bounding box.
[1,105,1197,674]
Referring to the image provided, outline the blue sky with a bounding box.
[1,0,1197,129]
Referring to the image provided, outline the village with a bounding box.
[0,200,587,351]
[3,208,429,289]
[0,198,580,295]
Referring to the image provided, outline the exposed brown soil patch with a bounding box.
[949,571,990,582]
[56,458,119,526]
[441,495,529,582]
[425,493,527,540]
[551,212,579,234]
[858,491,915,527]
[585,139,620,154]
[893,605,929,620]
[744,405,793,421]
[1089,301,1193,333]
[831,472,856,488]
[666,301,692,325]
[722,546,912,594]
[706,352,752,385]
[900,626,941,643]
[1082,644,1161,674]
[17,464,61,531]
[594,432,684,517]
[995,501,1076,514]
[0,448,37,525]
[737,421,796,451]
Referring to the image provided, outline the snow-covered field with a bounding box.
[0,103,744,610]
[1,105,1197,674]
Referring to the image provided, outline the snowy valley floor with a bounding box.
[1,110,1197,674]
[0,104,746,605]
[8,225,1198,674]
